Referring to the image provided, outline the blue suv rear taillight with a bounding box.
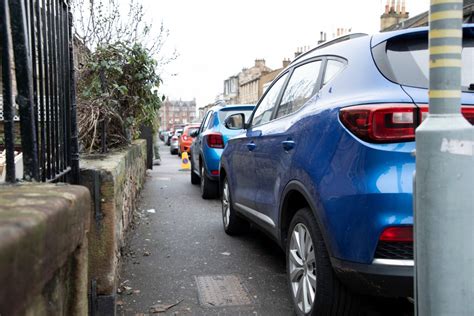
[339,104,420,143]
[340,104,474,143]
[206,133,224,149]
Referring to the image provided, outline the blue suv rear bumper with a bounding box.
[332,257,413,297]
[203,148,223,181]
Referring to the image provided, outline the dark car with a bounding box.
[219,27,474,315]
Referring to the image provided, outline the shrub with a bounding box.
[77,42,163,153]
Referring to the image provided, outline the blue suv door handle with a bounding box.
[247,142,256,151]
[282,140,296,151]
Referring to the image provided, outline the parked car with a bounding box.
[190,104,255,199]
[159,130,166,141]
[219,26,474,315]
[165,131,173,146]
[169,129,183,155]
[178,124,200,157]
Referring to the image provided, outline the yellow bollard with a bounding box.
[180,152,191,170]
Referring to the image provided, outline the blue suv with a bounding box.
[190,104,254,199]
[220,26,473,315]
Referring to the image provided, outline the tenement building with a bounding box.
[238,59,273,104]
[159,99,197,130]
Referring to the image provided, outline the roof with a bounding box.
[290,33,369,66]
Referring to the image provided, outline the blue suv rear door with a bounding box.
[251,60,324,229]
[192,110,213,171]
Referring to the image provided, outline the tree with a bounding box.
[71,0,176,152]
[71,0,177,70]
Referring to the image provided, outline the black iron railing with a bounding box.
[0,0,79,183]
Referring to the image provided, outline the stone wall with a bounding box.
[80,140,147,313]
[0,184,90,315]
[0,140,147,315]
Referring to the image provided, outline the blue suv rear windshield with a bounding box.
[372,32,474,92]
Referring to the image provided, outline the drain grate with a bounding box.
[195,275,253,307]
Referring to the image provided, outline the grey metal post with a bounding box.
[415,1,474,315]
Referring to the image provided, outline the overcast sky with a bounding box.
[141,0,430,108]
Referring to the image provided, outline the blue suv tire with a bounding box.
[287,208,359,315]
[200,164,218,199]
[190,159,200,185]
[221,178,249,235]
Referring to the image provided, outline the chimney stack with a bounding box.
[385,0,389,14]
[294,48,301,59]
[381,0,409,31]
[318,31,326,44]
[255,59,266,68]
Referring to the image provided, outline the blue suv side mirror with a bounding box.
[225,113,246,130]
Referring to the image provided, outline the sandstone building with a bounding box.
[382,0,473,32]
[159,99,197,130]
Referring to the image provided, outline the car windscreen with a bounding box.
[372,32,474,92]
[219,109,254,127]
[186,127,199,135]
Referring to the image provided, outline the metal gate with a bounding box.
[0,0,79,183]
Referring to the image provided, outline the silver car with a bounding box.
[169,129,183,155]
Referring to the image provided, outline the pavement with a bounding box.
[118,143,414,316]
[118,144,294,315]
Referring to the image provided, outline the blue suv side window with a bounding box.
[276,61,322,118]
[200,111,213,133]
[205,112,215,130]
[251,73,288,126]
[323,59,345,85]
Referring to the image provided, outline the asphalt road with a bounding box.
[118,143,414,316]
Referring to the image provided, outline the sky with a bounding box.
[140,0,431,109]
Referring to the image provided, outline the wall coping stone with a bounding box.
[0,183,91,315]
[80,140,146,173]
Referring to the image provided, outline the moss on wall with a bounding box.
[81,140,147,296]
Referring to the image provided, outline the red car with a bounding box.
[178,124,200,156]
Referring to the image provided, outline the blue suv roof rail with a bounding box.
[293,33,369,63]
